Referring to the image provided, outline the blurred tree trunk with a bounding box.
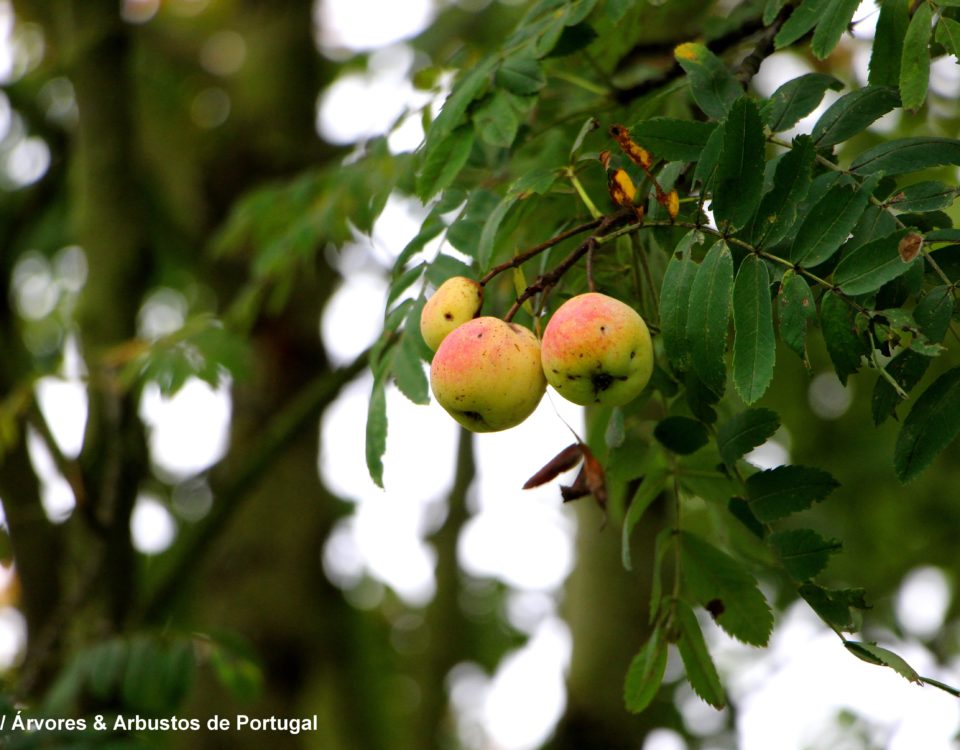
[551,499,667,749]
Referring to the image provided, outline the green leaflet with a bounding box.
[717,407,781,466]
[820,291,869,384]
[800,583,868,632]
[623,626,668,713]
[622,468,669,571]
[659,231,704,371]
[496,57,546,94]
[777,270,816,364]
[732,255,776,404]
[900,1,932,112]
[687,243,734,396]
[478,195,517,270]
[426,57,496,147]
[675,600,726,709]
[754,136,815,248]
[869,0,909,86]
[473,91,521,148]
[873,286,955,424]
[653,416,709,455]
[393,324,431,406]
[894,367,960,483]
[764,0,789,24]
[712,97,765,231]
[678,531,774,646]
[844,642,922,683]
[366,378,388,488]
[775,0,831,48]
[811,86,901,148]
[850,137,960,176]
[416,126,475,201]
[693,122,725,190]
[811,0,861,60]
[674,42,743,120]
[630,118,716,162]
[761,74,843,132]
[745,464,839,522]
[888,181,958,213]
[937,17,960,58]
[834,229,915,295]
[790,181,872,267]
[768,528,841,580]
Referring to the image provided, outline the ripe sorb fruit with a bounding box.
[420,276,484,351]
[430,317,546,432]
[541,292,653,406]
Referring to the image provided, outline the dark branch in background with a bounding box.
[479,217,604,287]
[613,2,797,104]
[141,349,369,622]
[735,3,795,85]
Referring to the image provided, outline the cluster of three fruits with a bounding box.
[421,277,653,432]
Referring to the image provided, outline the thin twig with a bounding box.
[480,217,604,287]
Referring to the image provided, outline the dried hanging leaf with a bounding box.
[608,168,637,208]
[609,124,652,169]
[523,443,583,489]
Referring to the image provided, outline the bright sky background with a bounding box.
[2,1,960,749]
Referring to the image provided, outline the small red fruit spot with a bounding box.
[898,233,923,263]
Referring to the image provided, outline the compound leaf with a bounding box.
[777,270,816,364]
[769,528,841,580]
[791,182,872,267]
[745,465,839,522]
[660,233,703,371]
[894,367,960,483]
[811,0,861,60]
[900,1,932,112]
[366,379,388,488]
[674,42,743,120]
[675,600,726,708]
[869,0,909,86]
[850,137,960,176]
[811,86,901,147]
[717,407,781,466]
[624,627,668,713]
[712,97,765,231]
[732,254,776,404]
[820,291,869,384]
[687,243,734,396]
[679,531,773,646]
[631,118,717,162]
[762,74,843,132]
[834,229,916,295]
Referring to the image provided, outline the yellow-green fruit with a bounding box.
[541,292,653,406]
[420,276,484,351]
[430,317,546,432]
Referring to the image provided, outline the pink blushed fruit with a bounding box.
[420,276,484,351]
[541,292,653,406]
[430,317,546,432]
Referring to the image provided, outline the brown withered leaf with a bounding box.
[607,168,637,208]
[523,443,583,489]
[560,466,591,503]
[580,445,608,509]
[898,232,923,263]
[609,124,652,169]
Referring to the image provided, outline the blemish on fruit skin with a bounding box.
[444,312,454,320]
